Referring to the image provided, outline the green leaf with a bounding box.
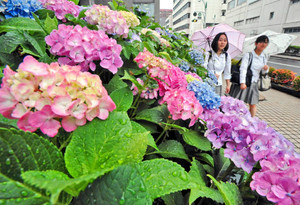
[0,128,66,204]
[34,9,55,19]
[131,121,158,151]
[156,140,190,162]
[161,122,188,132]
[21,170,106,204]
[0,128,66,182]
[189,159,207,186]
[122,44,132,60]
[65,111,147,178]
[72,165,152,205]
[68,0,79,5]
[199,153,214,167]
[22,31,46,57]
[213,149,232,180]
[73,159,192,204]
[161,192,184,205]
[0,51,23,70]
[143,41,157,55]
[44,14,58,34]
[77,9,87,19]
[0,31,25,54]
[188,159,224,204]
[121,70,143,91]
[135,107,166,125]
[105,74,128,94]
[181,130,212,151]
[159,52,172,63]
[110,87,133,112]
[0,114,18,128]
[208,175,243,205]
[0,173,49,204]
[0,17,45,34]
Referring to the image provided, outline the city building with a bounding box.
[166,0,227,37]
[224,0,300,46]
[79,0,160,23]
[160,9,173,26]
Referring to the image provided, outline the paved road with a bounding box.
[257,89,300,153]
[268,56,300,76]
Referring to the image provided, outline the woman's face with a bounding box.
[255,40,269,51]
[218,34,228,51]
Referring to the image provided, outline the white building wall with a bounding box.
[225,0,300,46]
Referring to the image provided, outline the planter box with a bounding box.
[271,83,300,98]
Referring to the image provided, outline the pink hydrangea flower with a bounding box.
[0,56,116,137]
[45,24,123,73]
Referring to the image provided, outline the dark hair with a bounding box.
[255,35,269,44]
[211,32,229,53]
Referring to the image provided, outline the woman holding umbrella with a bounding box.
[203,32,232,96]
[229,35,269,117]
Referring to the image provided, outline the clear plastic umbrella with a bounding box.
[191,23,246,58]
[242,30,297,56]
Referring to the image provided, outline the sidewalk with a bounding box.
[256,89,300,153]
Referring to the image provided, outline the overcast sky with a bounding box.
[160,0,173,9]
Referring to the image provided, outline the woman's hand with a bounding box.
[215,74,220,79]
[240,83,247,90]
[263,65,268,71]
[225,85,230,94]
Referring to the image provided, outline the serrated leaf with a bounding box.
[156,140,190,162]
[143,41,157,55]
[0,128,66,204]
[72,165,152,205]
[0,17,45,34]
[181,130,211,151]
[65,111,147,178]
[0,173,49,204]
[159,52,172,63]
[44,14,58,34]
[72,159,191,204]
[35,9,55,19]
[131,121,158,151]
[208,175,243,205]
[0,128,66,182]
[110,87,133,112]
[105,74,128,94]
[135,108,166,125]
[21,170,106,204]
[214,149,232,180]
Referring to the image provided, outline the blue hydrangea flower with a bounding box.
[1,0,43,19]
[178,60,191,72]
[207,71,218,84]
[188,50,205,66]
[187,80,221,110]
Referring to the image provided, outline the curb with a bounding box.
[271,54,300,61]
[271,83,300,98]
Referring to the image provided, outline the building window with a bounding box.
[228,0,235,10]
[173,2,190,18]
[234,20,243,26]
[173,0,183,10]
[246,16,259,24]
[269,12,274,20]
[174,24,189,32]
[248,0,260,4]
[291,0,300,3]
[237,0,246,5]
[222,10,226,16]
[173,13,190,25]
[284,27,300,33]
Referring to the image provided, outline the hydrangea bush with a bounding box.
[0,0,299,205]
